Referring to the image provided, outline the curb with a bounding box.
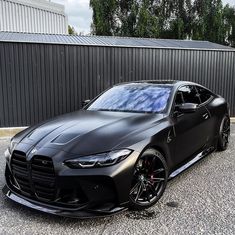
[0,127,27,138]
[0,118,235,138]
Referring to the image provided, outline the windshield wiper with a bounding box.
[91,109,155,114]
[94,109,119,112]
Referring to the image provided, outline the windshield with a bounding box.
[87,84,172,113]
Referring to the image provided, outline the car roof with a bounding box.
[115,80,198,87]
[114,80,215,96]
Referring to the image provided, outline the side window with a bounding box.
[178,86,201,105]
[197,86,213,103]
[175,91,184,105]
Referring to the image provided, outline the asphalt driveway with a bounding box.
[0,125,234,235]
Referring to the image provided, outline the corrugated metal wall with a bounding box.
[0,0,67,34]
[0,42,234,127]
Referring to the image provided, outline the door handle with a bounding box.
[202,113,209,120]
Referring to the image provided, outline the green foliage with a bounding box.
[90,0,117,36]
[117,0,139,36]
[158,0,192,39]
[192,0,224,44]
[89,0,235,47]
[68,25,77,35]
[135,0,159,38]
[223,4,235,47]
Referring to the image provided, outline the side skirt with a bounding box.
[168,146,215,180]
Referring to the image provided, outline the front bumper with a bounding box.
[4,145,140,218]
[2,184,127,218]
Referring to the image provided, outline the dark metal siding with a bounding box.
[0,42,234,127]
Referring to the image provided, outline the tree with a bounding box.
[68,25,78,35]
[192,0,224,44]
[117,0,139,36]
[90,0,117,35]
[157,0,192,39]
[173,0,193,39]
[90,0,160,38]
[89,0,235,47]
[134,0,159,38]
[223,4,235,47]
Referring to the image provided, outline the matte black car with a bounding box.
[3,81,230,218]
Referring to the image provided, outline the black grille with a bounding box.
[10,151,56,201]
[11,151,32,196]
[32,156,56,201]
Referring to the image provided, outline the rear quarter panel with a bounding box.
[205,96,229,139]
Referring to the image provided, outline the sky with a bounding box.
[52,0,235,35]
[52,0,92,34]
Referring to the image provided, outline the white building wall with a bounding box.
[0,0,68,34]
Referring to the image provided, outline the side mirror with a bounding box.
[177,103,198,113]
[82,99,91,107]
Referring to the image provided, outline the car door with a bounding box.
[172,85,210,165]
[196,86,216,143]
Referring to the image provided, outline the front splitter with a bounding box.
[2,185,127,219]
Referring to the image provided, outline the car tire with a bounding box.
[129,148,168,210]
[217,116,230,151]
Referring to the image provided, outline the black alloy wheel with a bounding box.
[218,116,230,151]
[129,148,168,210]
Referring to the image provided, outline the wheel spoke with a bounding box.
[130,181,141,195]
[147,182,157,195]
[147,193,152,202]
[135,183,144,202]
[152,168,165,175]
[135,167,142,174]
[222,132,229,144]
[150,177,165,183]
[147,197,151,202]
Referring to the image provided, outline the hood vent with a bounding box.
[51,133,79,145]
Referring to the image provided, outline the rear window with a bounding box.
[197,86,213,103]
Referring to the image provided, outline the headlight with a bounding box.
[64,149,132,169]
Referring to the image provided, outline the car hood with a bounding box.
[15,110,165,155]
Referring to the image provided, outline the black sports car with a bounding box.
[3,81,230,218]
